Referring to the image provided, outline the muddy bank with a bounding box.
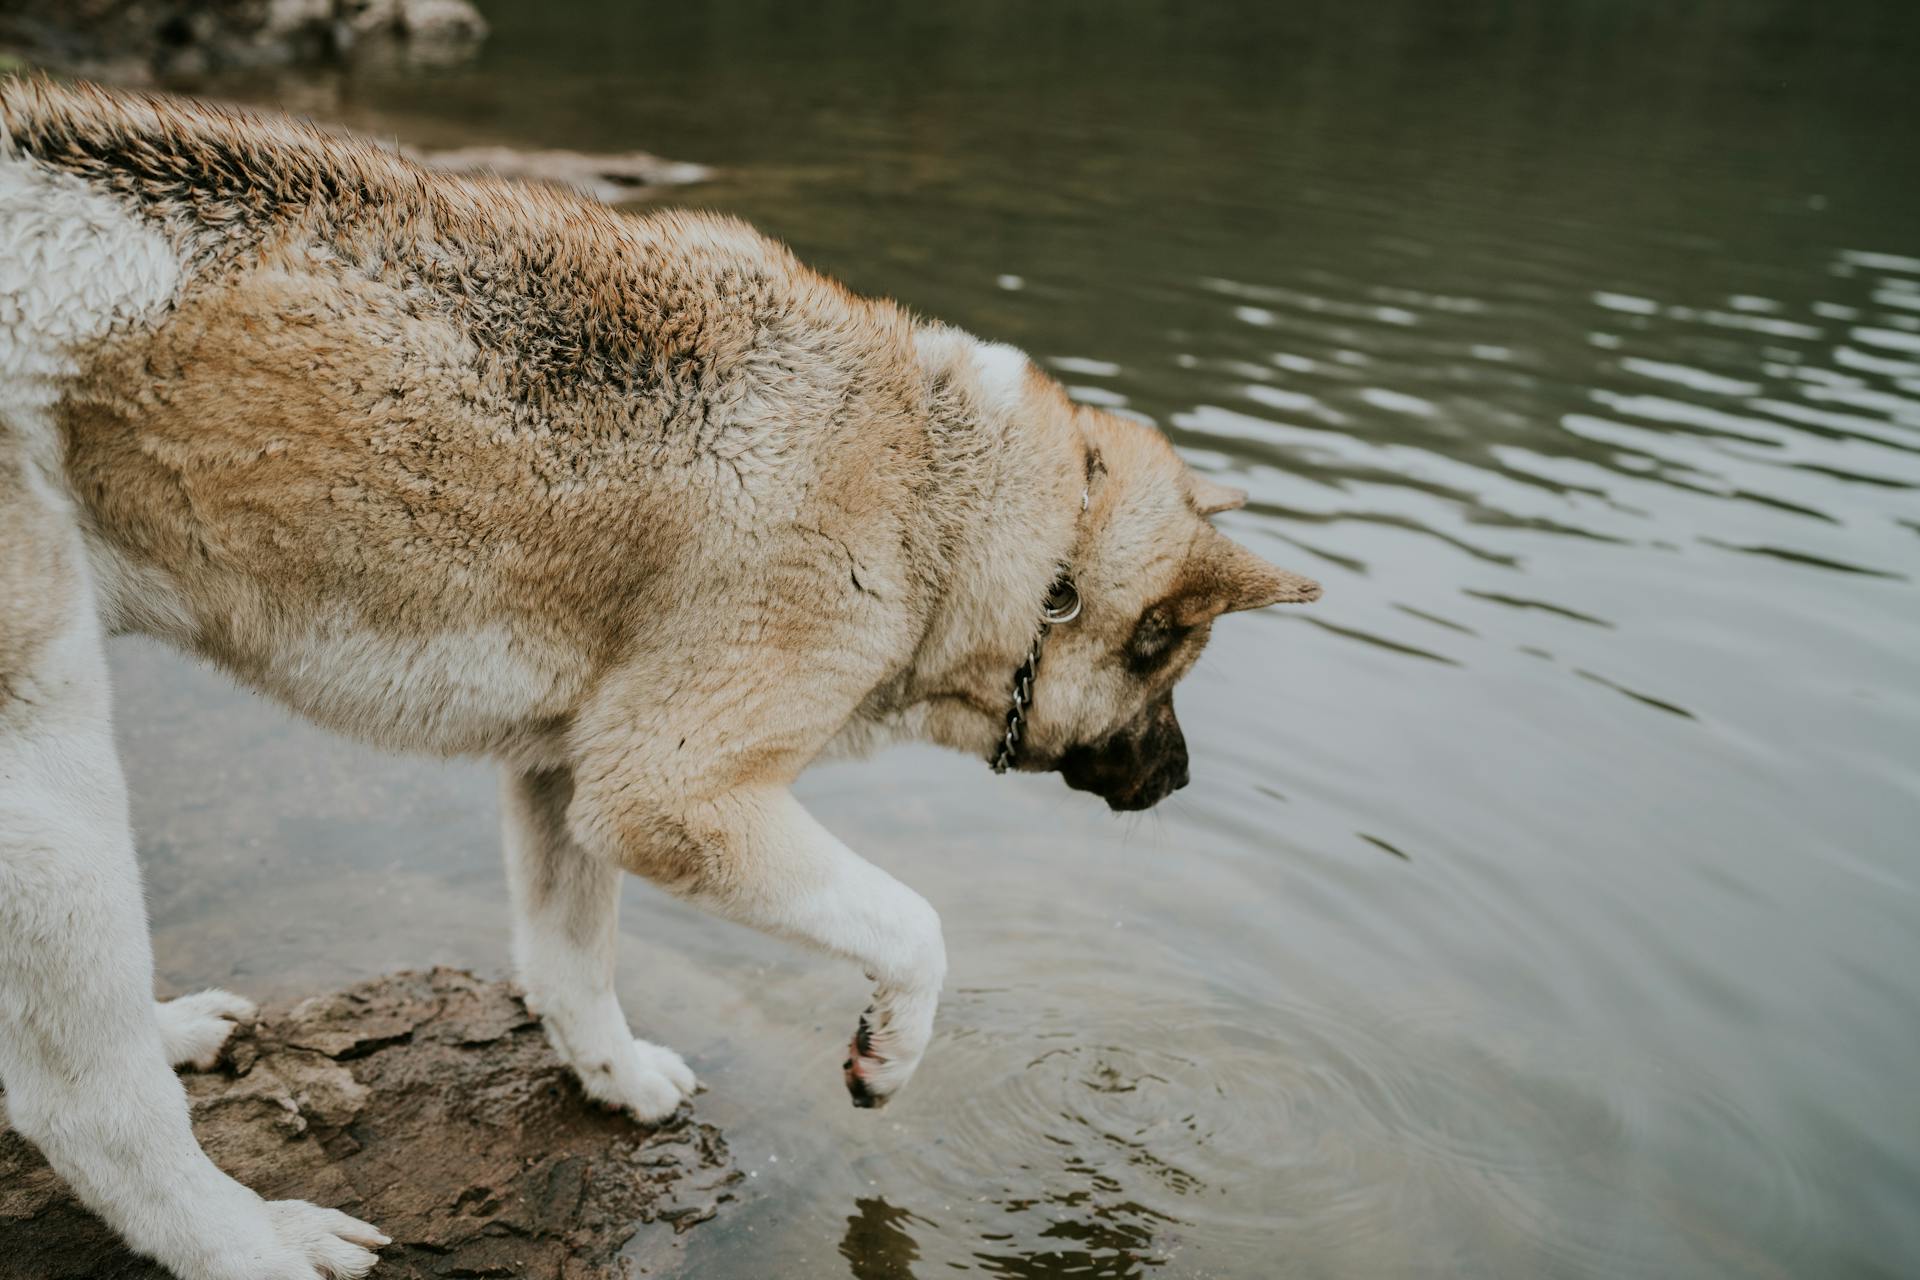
[0,969,737,1279]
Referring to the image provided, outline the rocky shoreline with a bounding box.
[0,0,489,82]
[0,969,737,1279]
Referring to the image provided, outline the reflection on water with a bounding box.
[120,1,1920,1276]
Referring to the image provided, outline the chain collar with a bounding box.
[988,576,1081,773]
[989,485,1090,774]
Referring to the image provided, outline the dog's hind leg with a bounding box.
[0,458,386,1280]
[501,765,697,1121]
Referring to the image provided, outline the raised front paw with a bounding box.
[843,985,937,1109]
[157,989,257,1070]
[574,1037,699,1123]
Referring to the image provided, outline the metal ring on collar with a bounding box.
[1041,577,1082,625]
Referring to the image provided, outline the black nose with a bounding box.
[1065,752,1189,812]
[1109,769,1184,811]
[1055,697,1189,811]
[1138,758,1190,809]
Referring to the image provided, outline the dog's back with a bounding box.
[1,77,930,757]
[1,75,839,377]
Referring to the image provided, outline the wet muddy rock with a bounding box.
[0,968,737,1279]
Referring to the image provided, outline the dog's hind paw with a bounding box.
[157,989,258,1071]
[574,1037,699,1124]
[263,1200,388,1279]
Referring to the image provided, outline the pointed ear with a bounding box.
[1188,474,1248,517]
[1176,529,1321,620]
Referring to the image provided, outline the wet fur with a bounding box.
[0,78,1317,1280]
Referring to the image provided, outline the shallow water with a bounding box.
[122,2,1920,1276]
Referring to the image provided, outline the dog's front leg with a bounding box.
[572,782,947,1108]
[501,765,697,1120]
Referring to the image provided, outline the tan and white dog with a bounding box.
[0,78,1320,1279]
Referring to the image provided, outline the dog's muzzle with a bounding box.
[1055,696,1190,812]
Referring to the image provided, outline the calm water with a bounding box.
[122,2,1920,1276]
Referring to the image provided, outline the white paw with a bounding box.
[262,1200,388,1280]
[844,985,937,1109]
[157,989,257,1071]
[574,1038,699,1123]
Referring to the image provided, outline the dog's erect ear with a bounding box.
[1189,474,1249,517]
[1174,528,1321,620]
[1211,535,1321,613]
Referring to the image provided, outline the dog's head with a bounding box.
[903,333,1322,807]
[1019,409,1321,809]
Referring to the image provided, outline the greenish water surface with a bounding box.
[124,2,1920,1275]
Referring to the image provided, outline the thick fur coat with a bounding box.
[0,78,1317,1280]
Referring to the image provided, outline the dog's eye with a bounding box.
[1126,610,1190,675]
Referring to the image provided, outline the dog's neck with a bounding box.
[864,326,1090,753]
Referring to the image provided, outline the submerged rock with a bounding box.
[0,968,737,1279]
